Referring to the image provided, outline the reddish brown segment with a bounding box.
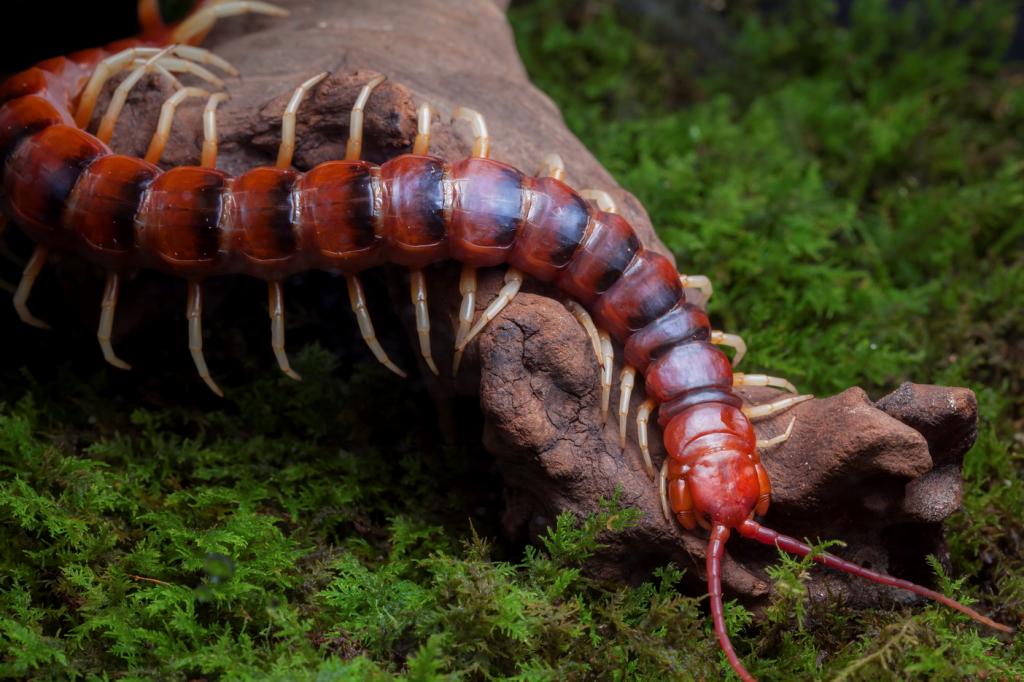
[380,155,448,268]
[509,175,590,281]
[591,249,684,342]
[295,160,382,273]
[63,154,158,261]
[231,166,299,264]
[623,303,710,372]
[557,209,640,306]
[450,157,524,266]
[136,166,228,274]
[0,96,69,162]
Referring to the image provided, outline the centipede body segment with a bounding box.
[0,2,1011,680]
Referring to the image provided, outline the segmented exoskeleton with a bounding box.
[0,2,1011,679]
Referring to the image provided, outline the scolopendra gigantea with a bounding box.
[0,2,1014,680]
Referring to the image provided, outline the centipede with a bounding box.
[0,1,1013,680]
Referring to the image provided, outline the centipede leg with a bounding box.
[679,273,713,303]
[144,87,210,164]
[412,102,432,155]
[276,72,330,168]
[535,153,565,181]
[13,245,50,329]
[669,478,698,530]
[743,394,814,421]
[711,330,747,366]
[268,281,301,381]
[563,300,602,367]
[409,269,438,376]
[452,107,491,158]
[344,75,386,161]
[186,280,224,397]
[756,417,796,450]
[636,398,656,479]
[201,93,229,168]
[346,274,406,378]
[452,264,476,376]
[96,47,180,144]
[97,272,131,370]
[618,365,637,448]
[455,267,523,353]
[579,188,617,213]
[598,329,614,423]
[171,1,289,45]
[734,372,798,395]
[659,458,671,523]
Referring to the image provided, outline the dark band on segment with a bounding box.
[233,166,299,261]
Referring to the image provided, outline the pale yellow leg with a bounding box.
[598,330,613,423]
[96,47,179,143]
[412,102,432,155]
[711,330,746,366]
[456,268,523,352]
[743,394,813,421]
[757,417,796,450]
[201,92,229,168]
[564,300,602,367]
[98,272,131,370]
[343,75,386,161]
[659,458,671,523]
[75,45,235,128]
[734,372,797,395]
[172,1,289,44]
[535,153,565,181]
[618,365,636,448]
[452,264,476,376]
[268,281,301,380]
[144,86,210,164]
[410,269,438,376]
[186,280,224,397]
[276,71,329,168]
[579,189,617,213]
[13,245,50,329]
[679,274,713,303]
[636,398,656,479]
[452,107,491,158]
[346,274,406,378]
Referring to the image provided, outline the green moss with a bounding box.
[3,0,1023,678]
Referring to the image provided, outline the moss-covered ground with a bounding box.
[2,0,1023,679]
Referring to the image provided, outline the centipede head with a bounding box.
[686,449,760,530]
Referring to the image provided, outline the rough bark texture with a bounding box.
[95,0,976,606]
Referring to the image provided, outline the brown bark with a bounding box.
[99,0,975,606]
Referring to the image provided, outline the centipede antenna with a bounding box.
[96,45,177,144]
[579,188,617,213]
[709,526,756,682]
[171,1,289,45]
[618,365,636,449]
[680,273,713,304]
[98,272,131,370]
[344,75,386,161]
[738,519,1014,635]
[734,372,798,395]
[637,398,656,479]
[201,93,229,167]
[743,394,813,421]
[186,280,224,397]
[276,71,329,169]
[346,274,407,378]
[412,102,432,155]
[13,245,50,329]
[268,281,301,381]
[536,153,565,182]
[410,269,439,376]
[455,268,522,352]
[756,417,795,451]
[712,330,747,367]
[452,264,477,376]
[599,329,614,423]
[145,86,210,164]
[452,107,490,158]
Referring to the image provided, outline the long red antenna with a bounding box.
[708,525,757,682]
[737,519,1013,634]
